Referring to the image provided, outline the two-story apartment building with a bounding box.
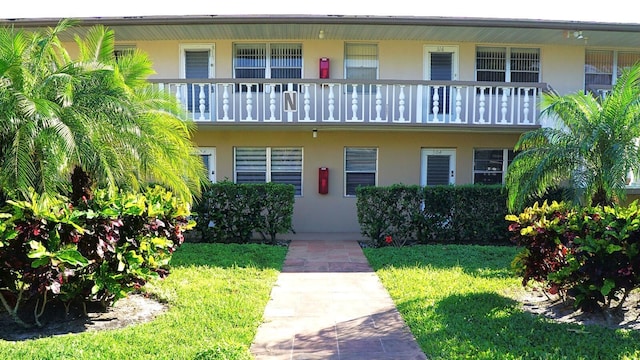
[4,14,640,236]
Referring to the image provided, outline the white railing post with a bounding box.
[269,85,276,121]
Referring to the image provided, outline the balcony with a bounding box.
[150,79,548,128]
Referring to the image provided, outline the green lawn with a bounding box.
[364,244,640,360]
[0,243,288,360]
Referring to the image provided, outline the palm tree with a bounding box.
[506,62,640,211]
[0,20,206,202]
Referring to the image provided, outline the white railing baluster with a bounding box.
[454,86,462,123]
[328,84,335,121]
[222,84,229,120]
[198,84,206,121]
[478,87,486,124]
[398,85,406,122]
[351,85,359,121]
[269,85,276,121]
[432,86,440,122]
[523,88,530,124]
[375,84,382,121]
[500,88,509,124]
[303,84,311,121]
[245,85,253,121]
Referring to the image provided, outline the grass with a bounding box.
[0,243,288,360]
[364,244,640,360]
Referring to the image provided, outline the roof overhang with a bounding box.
[2,15,640,47]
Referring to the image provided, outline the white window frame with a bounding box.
[232,43,303,80]
[233,147,304,196]
[199,147,216,183]
[584,49,640,94]
[472,148,514,185]
[344,147,378,197]
[475,46,540,83]
[345,43,379,81]
[179,44,215,79]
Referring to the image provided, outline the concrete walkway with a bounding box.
[250,240,427,360]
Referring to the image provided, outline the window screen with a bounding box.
[234,147,303,195]
[345,43,378,80]
[345,147,377,196]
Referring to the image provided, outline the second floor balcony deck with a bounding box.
[151,79,548,128]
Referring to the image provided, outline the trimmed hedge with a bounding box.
[191,181,295,243]
[357,184,510,246]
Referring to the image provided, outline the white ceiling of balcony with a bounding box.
[5,16,640,48]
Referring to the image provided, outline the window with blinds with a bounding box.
[114,44,135,62]
[476,47,539,83]
[234,147,303,195]
[345,43,378,80]
[234,43,302,79]
[585,50,640,92]
[344,147,377,196]
[473,149,515,185]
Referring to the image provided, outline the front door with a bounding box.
[423,46,459,122]
[420,149,456,186]
[199,147,216,183]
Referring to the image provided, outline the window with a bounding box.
[476,47,540,83]
[344,147,377,196]
[585,50,640,94]
[345,43,378,81]
[234,147,303,195]
[234,43,302,80]
[114,44,135,61]
[473,149,515,185]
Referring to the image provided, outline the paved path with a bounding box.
[250,240,427,360]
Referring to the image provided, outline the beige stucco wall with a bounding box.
[193,129,520,233]
[111,38,589,97]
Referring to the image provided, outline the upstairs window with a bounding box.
[234,147,303,196]
[473,149,515,185]
[233,43,302,80]
[476,47,540,83]
[345,43,378,81]
[585,50,640,95]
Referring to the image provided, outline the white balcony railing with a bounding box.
[150,79,548,127]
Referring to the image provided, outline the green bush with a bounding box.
[357,184,509,246]
[0,186,192,328]
[507,201,640,312]
[191,181,294,243]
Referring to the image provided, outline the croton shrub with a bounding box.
[0,186,193,327]
[507,200,640,313]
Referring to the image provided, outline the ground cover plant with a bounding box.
[0,243,287,359]
[364,244,640,359]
